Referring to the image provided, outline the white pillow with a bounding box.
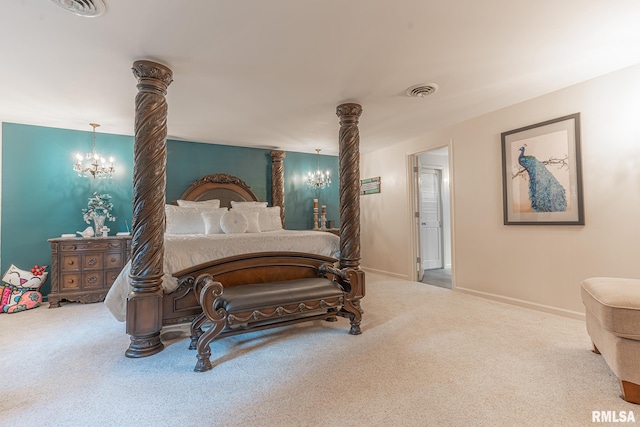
[259,206,283,232]
[201,208,228,234]
[230,201,268,209]
[243,210,261,233]
[177,199,221,209]
[165,205,205,234]
[220,211,249,234]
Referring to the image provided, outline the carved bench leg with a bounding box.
[338,301,362,334]
[620,380,640,405]
[195,318,225,372]
[341,269,364,335]
[195,277,227,372]
[343,306,362,335]
[189,312,207,350]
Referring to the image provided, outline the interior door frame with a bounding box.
[408,142,456,287]
[412,155,424,281]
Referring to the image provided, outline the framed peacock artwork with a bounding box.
[501,113,584,225]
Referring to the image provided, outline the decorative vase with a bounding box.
[92,214,106,237]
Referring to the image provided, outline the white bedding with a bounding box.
[104,230,339,321]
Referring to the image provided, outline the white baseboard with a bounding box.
[361,266,409,281]
[454,286,585,321]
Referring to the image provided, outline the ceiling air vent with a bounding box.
[50,0,106,17]
[406,83,439,98]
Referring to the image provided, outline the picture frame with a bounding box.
[501,113,584,225]
[360,177,381,195]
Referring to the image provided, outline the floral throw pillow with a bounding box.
[1,287,42,313]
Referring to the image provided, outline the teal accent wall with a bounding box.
[283,151,340,230]
[1,123,135,297]
[1,122,339,297]
[166,140,271,203]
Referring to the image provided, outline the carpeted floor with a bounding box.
[421,268,452,289]
[0,272,636,426]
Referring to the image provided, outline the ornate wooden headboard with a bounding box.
[178,173,259,207]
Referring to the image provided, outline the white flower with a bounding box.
[82,192,116,224]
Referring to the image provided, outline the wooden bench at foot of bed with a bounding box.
[173,252,365,372]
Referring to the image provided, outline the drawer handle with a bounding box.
[68,260,74,265]
[67,279,74,284]
[87,275,98,284]
[110,258,116,263]
[111,274,117,280]
[88,257,97,266]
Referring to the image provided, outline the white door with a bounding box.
[420,168,443,270]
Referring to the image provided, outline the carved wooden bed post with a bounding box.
[336,103,362,269]
[336,103,365,335]
[126,60,173,358]
[270,150,286,227]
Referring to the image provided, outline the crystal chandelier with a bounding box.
[306,149,331,189]
[73,123,115,179]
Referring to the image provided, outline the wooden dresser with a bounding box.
[48,236,131,308]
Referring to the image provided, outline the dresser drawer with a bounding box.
[61,273,81,291]
[59,240,124,252]
[82,252,104,270]
[83,271,104,288]
[105,269,121,286]
[105,253,124,269]
[61,255,81,272]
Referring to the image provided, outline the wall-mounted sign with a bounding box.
[360,177,381,195]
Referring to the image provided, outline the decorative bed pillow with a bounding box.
[220,211,249,234]
[177,199,221,209]
[230,206,282,232]
[165,205,205,234]
[243,210,261,233]
[2,287,42,313]
[259,206,283,232]
[201,208,228,234]
[2,264,48,289]
[230,201,268,209]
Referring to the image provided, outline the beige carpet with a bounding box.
[0,272,636,426]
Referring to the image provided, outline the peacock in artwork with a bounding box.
[518,146,567,212]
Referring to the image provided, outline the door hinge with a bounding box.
[413,166,419,173]
[415,211,420,218]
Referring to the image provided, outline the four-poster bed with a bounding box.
[125,60,364,359]
[104,172,341,324]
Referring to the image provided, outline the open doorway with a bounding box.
[414,147,452,289]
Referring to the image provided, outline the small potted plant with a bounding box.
[82,192,116,236]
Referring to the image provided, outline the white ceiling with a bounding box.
[1,1,640,155]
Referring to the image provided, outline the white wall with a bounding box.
[361,64,640,318]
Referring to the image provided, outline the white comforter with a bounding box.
[104,230,339,321]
